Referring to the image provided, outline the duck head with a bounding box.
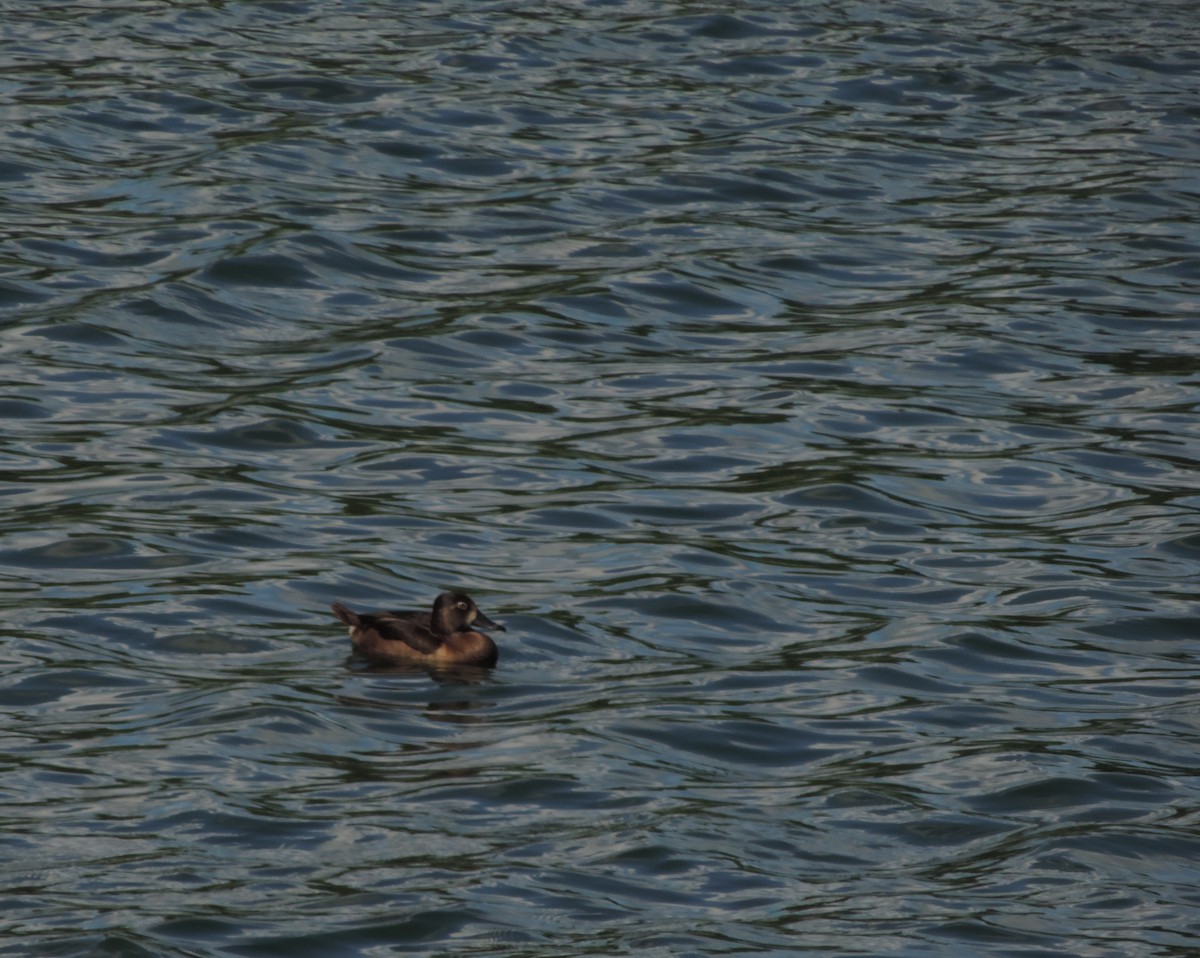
[431,592,506,635]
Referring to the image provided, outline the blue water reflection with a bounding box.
[2,1,1199,956]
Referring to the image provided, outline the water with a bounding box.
[3,1,1199,955]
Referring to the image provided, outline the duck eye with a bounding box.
[456,601,469,611]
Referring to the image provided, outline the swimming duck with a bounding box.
[330,592,504,667]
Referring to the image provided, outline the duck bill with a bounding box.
[473,612,506,632]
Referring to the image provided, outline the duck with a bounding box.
[330,591,504,667]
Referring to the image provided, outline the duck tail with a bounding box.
[330,602,360,627]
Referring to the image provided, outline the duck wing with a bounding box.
[364,610,442,654]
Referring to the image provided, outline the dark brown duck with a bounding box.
[331,591,504,667]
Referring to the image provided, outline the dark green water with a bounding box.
[3,2,1199,956]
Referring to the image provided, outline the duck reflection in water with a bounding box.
[331,591,505,669]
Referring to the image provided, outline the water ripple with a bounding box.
[2,1,1200,956]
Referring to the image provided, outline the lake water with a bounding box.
[3,2,1199,956]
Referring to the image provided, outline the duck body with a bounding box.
[331,592,503,667]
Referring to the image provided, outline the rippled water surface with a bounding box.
[3,1,1200,955]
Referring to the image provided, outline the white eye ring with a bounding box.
[457,601,469,611]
